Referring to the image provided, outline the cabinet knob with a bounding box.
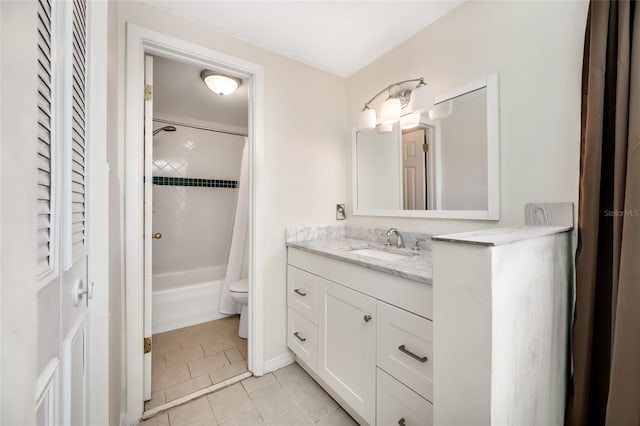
[363,314,372,322]
[398,418,406,426]
[152,232,162,239]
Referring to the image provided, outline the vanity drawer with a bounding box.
[287,308,317,369]
[377,301,433,401]
[377,368,433,426]
[287,266,318,323]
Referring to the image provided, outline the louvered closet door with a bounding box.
[68,0,87,262]
[35,1,63,424]
[36,0,55,276]
[61,1,90,424]
[35,0,92,424]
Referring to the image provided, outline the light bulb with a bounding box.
[358,107,376,129]
[409,83,435,114]
[381,98,401,124]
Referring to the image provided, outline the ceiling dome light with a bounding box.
[200,70,242,95]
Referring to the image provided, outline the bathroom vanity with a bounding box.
[285,220,572,426]
[286,229,434,425]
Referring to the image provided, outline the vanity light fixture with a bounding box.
[200,70,242,95]
[358,78,435,130]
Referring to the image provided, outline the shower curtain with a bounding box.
[219,138,249,314]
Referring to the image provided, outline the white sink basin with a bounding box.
[350,248,409,261]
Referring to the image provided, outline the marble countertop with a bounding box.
[286,238,433,284]
[432,225,572,246]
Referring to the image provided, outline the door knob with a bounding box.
[72,279,94,306]
[152,232,162,239]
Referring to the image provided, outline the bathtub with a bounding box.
[152,265,230,333]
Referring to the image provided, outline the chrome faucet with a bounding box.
[385,228,405,248]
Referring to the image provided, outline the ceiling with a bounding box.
[153,55,249,127]
[139,1,464,77]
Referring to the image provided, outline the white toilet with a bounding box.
[228,278,248,339]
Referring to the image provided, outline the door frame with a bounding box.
[86,1,111,424]
[124,24,265,423]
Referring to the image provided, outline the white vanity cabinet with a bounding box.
[287,248,433,426]
[319,279,377,423]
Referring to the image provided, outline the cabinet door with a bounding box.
[318,278,376,425]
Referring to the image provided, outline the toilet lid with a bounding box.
[229,278,248,293]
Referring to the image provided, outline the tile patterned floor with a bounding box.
[146,316,248,410]
[139,363,358,426]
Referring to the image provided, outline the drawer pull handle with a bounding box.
[398,345,428,363]
[398,418,406,426]
[294,288,307,296]
[293,332,307,342]
[363,314,372,322]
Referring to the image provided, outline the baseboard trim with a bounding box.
[263,351,295,373]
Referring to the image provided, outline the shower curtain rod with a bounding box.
[153,118,248,137]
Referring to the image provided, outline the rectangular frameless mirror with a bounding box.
[352,74,499,220]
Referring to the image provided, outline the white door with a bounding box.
[35,0,91,424]
[318,279,376,425]
[143,55,154,401]
[402,129,426,210]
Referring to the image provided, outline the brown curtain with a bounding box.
[566,0,640,425]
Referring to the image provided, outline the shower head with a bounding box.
[152,125,177,136]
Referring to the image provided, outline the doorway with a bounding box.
[124,25,265,424]
[402,125,437,210]
[144,53,251,411]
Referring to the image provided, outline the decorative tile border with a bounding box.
[153,176,238,188]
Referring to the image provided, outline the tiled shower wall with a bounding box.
[152,122,245,277]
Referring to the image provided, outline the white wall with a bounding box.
[346,1,588,233]
[116,2,347,365]
[151,119,244,277]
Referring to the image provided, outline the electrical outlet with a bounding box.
[336,204,346,220]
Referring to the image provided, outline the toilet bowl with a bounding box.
[229,278,248,339]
